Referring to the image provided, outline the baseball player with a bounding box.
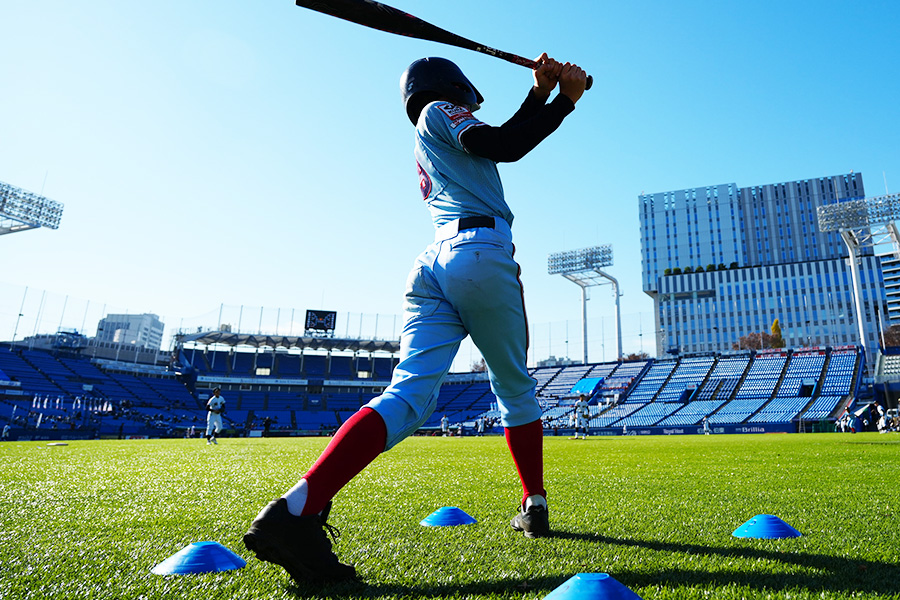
[874,402,887,433]
[205,387,225,445]
[573,394,590,439]
[243,54,587,585]
[441,414,450,436]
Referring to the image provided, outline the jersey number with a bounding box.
[417,161,432,200]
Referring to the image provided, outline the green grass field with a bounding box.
[1,432,898,599]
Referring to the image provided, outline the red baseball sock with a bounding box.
[504,419,546,504]
[301,407,387,516]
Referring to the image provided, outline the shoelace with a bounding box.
[319,516,342,542]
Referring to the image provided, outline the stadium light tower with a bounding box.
[548,244,621,364]
[818,191,900,356]
[0,180,64,236]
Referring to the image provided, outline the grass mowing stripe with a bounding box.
[0,433,898,599]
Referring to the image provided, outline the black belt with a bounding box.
[458,216,495,231]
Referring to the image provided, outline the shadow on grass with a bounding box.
[287,574,571,599]
[547,530,900,596]
[282,530,900,598]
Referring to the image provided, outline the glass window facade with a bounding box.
[639,173,889,355]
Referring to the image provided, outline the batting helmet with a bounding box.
[400,57,484,125]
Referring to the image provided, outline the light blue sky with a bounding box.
[1,0,898,368]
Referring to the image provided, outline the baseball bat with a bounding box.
[295,0,593,90]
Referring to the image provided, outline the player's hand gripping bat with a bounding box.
[294,0,593,90]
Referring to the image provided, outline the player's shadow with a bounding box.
[546,529,900,596]
[288,574,570,599]
[286,530,900,598]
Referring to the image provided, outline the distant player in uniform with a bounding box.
[874,402,887,433]
[243,53,586,585]
[440,414,450,436]
[205,387,225,445]
[573,394,590,439]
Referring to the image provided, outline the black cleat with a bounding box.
[510,501,550,538]
[243,498,356,584]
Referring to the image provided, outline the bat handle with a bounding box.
[526,58,593,91]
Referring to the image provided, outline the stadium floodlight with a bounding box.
[0,180,64,236]
[547,245,613,274]
[817,193,900,232]
[547,245,622,364]
[817,192,900,360]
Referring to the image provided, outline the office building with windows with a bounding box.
[639,172,888,356]
[95,313,165,350]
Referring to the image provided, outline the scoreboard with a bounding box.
[305,310,337,334]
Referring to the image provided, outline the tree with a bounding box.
[624,351,650,361]
[770,319,785,348]
[695,265,704,273]
[684,266,694,274]
[673,267,682,275]
[470,358,487,372]
[732,331,778,350]
[883,324,900,347]
[664,267,672,276]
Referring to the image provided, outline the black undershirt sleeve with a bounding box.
[460,90,576,163]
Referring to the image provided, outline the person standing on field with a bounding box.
[205,388,225,445]
[243,53,587,586]
[573,394,590,439]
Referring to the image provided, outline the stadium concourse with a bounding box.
[0,333,870,441]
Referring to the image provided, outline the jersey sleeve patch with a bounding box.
[437,102,479,130]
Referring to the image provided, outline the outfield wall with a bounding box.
[3,428,97,442]
[546,422,797,437]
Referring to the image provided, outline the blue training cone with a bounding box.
[732,514,802,539]
[420,506,477,527]
[152,541,246,575]
[544,573,643,600]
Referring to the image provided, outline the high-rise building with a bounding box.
[639,172,888,356]
[880,255,900,327]
[95,313,165,350]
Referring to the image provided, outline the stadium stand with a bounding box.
[734,351,787,399]
[707,397,770,424]
[654,356,715,403]
[616,401,682,427]
[591,403,641,428]
[303,355,327,378]
[625,359,677,403]
[657,399,725,426]
[0,344,865,439]
[691,354,751,406]
[801,395,846,420]
[530,366,562,400]
[276,353,302,376]
[748,396,811,423]
[776,350,826,397]
[819,348,859,396]
[537,363,594,401]
[329,356,354,380]
[600,360,649,399]
[423,380,494,427]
